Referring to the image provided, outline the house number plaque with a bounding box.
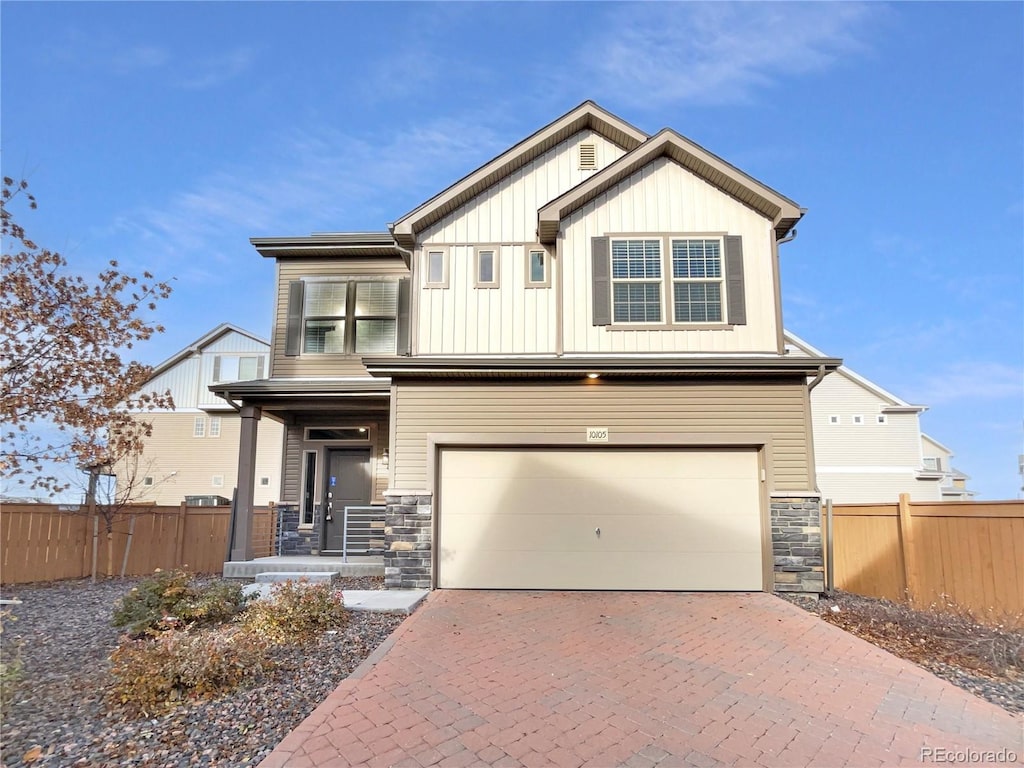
[586,427,609,442]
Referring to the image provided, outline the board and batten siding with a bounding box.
[562,157,779,354]
[128,412,284,506]
[271,257,409,378]
[281,413,391,506]
[391,380,812,492]
[145,358,201,410]
[415,129,627,356]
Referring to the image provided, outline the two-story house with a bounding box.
[127,324,283,506]
[785,331,971,504]
[213,102,840,594]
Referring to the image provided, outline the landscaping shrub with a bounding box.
[108,627,272,716]
[241,579,349,645]
[112,569,248,636]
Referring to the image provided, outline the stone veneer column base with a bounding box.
[384,493,432,589]
[770,497,825,594]
[273,503,320,557]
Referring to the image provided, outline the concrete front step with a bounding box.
[241,583,427,614]
[223,558,383,579]
[255,571,339,584]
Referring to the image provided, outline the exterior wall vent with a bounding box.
[579,142,597,170]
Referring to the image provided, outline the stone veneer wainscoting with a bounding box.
[383,493,432,589]
[770,496,825,594]
[274,503,320,556]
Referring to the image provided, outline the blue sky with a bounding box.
[2,2,1022,498]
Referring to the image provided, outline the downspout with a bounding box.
[807,364,827,392]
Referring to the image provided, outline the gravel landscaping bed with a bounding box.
[1,576,404,767]
[782,591,1024,715]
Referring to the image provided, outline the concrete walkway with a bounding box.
[260,591,1023,767]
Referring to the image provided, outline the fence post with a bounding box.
[825,498,834,594]
[175,502,188,569]
[897,493,919,606]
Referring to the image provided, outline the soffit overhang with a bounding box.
[537,128,804,244]
[389,101,649,249]
[250,234,409,265]
[209,379,392,410]
[362,355,841,380]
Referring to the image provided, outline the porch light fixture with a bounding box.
[586,373,600,379]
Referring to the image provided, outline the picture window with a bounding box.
[302,281,398,355]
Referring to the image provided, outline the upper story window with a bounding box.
[209,416,221,438]
[193,416,206,437]
[526,247,550,287]
[302,281,398,355]
[475,247,499,288]
[425,248,449,287]
[923,456,943,471]
[611,239,662,323]
[593,234,745,329]
[213,354,265,383]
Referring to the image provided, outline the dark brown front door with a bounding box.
[322,448,371,553]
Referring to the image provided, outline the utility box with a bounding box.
[185,495,231,507]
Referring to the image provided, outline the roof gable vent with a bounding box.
[578,142,597,170]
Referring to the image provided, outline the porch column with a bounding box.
[230,404,261,562]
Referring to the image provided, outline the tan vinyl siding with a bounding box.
[562,157,779,354]
[280,413,391,505]
[392,380,811,491]
[271,257,409,378]
[127,412,284,506]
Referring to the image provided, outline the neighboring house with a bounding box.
[785,332,973,503]
[124,324,284,506]
[213,101,842,594]
[921,433,977,500]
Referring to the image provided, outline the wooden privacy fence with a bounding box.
[1,503,277,585]
[828,495,1024,618]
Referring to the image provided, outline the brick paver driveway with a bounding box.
[261,592,1022,767]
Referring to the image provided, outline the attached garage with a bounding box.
[437,447,765,591]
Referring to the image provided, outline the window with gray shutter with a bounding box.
[724,235,746,325]
[591,237,611,326]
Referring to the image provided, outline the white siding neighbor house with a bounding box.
[785,331,970,503]
[125,324,284,506]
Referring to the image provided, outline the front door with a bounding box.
[321,448,372,554]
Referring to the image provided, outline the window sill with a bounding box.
[607,323,734,331]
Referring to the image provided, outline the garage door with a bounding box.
[437,448,763,590]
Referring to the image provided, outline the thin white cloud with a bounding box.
[110,116,508,273]
[176,48,255,90]
[912,362,1023,405]
[111,45,170,73]
[583,2,882,107]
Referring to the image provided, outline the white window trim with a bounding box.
[209,416,221,438]
[193,416,206,438]
[423,246,449,288]
[669,236,726,325]
[474,246,500,289]
[143,476,155,487]
[525,246,551,288]
[211,475,224,488]
[828,415,840,425]
[876,414,888,425]
[852,415,865,425]
[259,476,270,487]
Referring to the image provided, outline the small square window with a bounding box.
[259,476,270,487]
[828,415,840,425]
[526,248,550,287]
[475,248,499,288]
[143,476,154,487]
[209,416,221,438]
[211,475,224,488]
[193,417,206,438]
[425,248,448,287]
[852,415,864,425]
[876,415,888,425]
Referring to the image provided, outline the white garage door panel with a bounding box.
[438,449,763,590]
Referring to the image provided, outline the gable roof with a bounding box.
[538,128,803,244]
[148,323,270,381]
[389,101,648,248]
[921,433,954,455]
[784,331,926,413]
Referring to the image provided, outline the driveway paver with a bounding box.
[260,591,1023,767]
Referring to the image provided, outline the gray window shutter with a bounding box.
[285,281,304,356]
[395,278,411,355]
[725,235,746,326]
[212,355,221,382]
[592,237,611,326]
